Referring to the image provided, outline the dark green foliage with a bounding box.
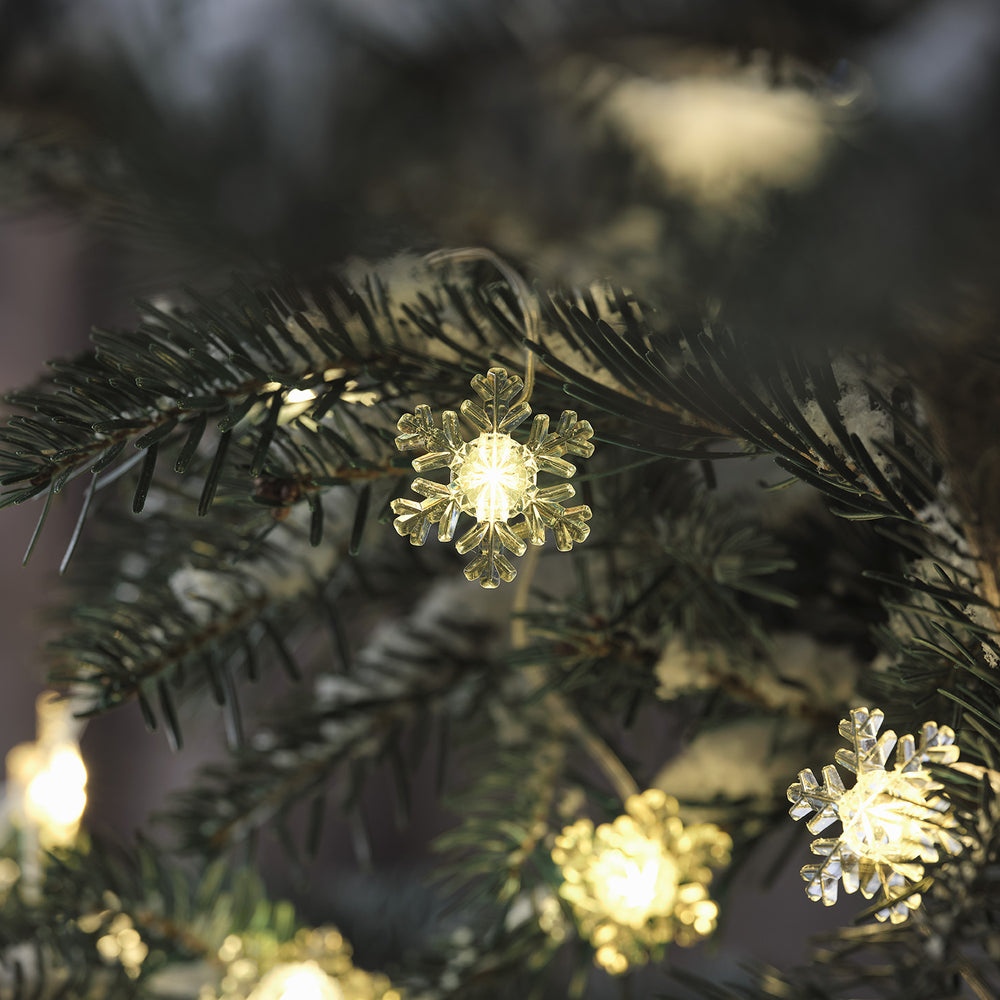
[46,490,347,749]
[435,738,565,905]
[166,565,501,856]
[512,462,799,718]
[0,276,462,537]
[0,838,295,1000]
[1,263,999,999]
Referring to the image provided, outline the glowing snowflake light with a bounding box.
[249,962,343,1000]
[199,927,401,1000]
[391,367,594,588]
[551,789,731,974]
[5,691,87,850]
[787,706,965,923]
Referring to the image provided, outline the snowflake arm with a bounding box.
[543,503,593,552]
[529,409,597,461]
[787,764,846,833]
[787,706,965,923]
[394,404,463,467]
[390,367,595,587]
[833,706,897,776]
[458,521,526,588]
[459,368,531,434]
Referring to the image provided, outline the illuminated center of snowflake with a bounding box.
[837,769,920,863]
[249,962,344,1000]
[453,432,536,523]
[589,839,678,929]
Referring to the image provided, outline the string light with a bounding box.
[95,912,149,980]
[200,928,401,1000]
[588,834,677,930]
[453,432,535,524]
[391,367,594,587]
[787,707,965,922]
[6,692,87,849]
[249,963,344,1000]
[552,789,731,974]
[259,369,380,425]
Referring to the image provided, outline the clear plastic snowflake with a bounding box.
[390,367,594,588]
[199,926,397,1000]
[552,789,731,974]
[787,706,964,923]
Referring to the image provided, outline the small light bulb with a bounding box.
[454,433,535,523]
[590,840,678,929]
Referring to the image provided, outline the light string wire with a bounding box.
[423,247,539,405]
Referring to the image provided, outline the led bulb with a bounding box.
[836,769,918,863]
[553,789,731,973]
[390,367,595,587]
[590,840,678,929]
[787,707,965,922]
[453,433,536,523]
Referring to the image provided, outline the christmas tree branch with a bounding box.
[48,487,360,748]
[166,575,508,855]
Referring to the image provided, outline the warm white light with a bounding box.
[454,433,535,523]
[25,744,87,832]
[6,693,88,849]
[590,840,678,929]
[837,769,916,863]
[248,963,343,1000]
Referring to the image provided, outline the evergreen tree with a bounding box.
[1,3,999,998]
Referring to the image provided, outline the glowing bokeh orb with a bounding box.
[25,745,87,829]
[248,962,343,1000]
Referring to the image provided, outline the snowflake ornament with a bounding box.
[390,367,594,588]
[787,706,964,923]
[199,926,399,1000]
[552,789,731,974]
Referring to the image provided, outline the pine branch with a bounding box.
[0,266,631,556]
[863,531,1000,748]
[514,461,805,720]
[0,837,293,1000]
[166,576,509,856]
[48,486,361,749]
[1,261,948,570]
[435,738,566,905]
[542,302,947,523]
[0,280,410,517]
